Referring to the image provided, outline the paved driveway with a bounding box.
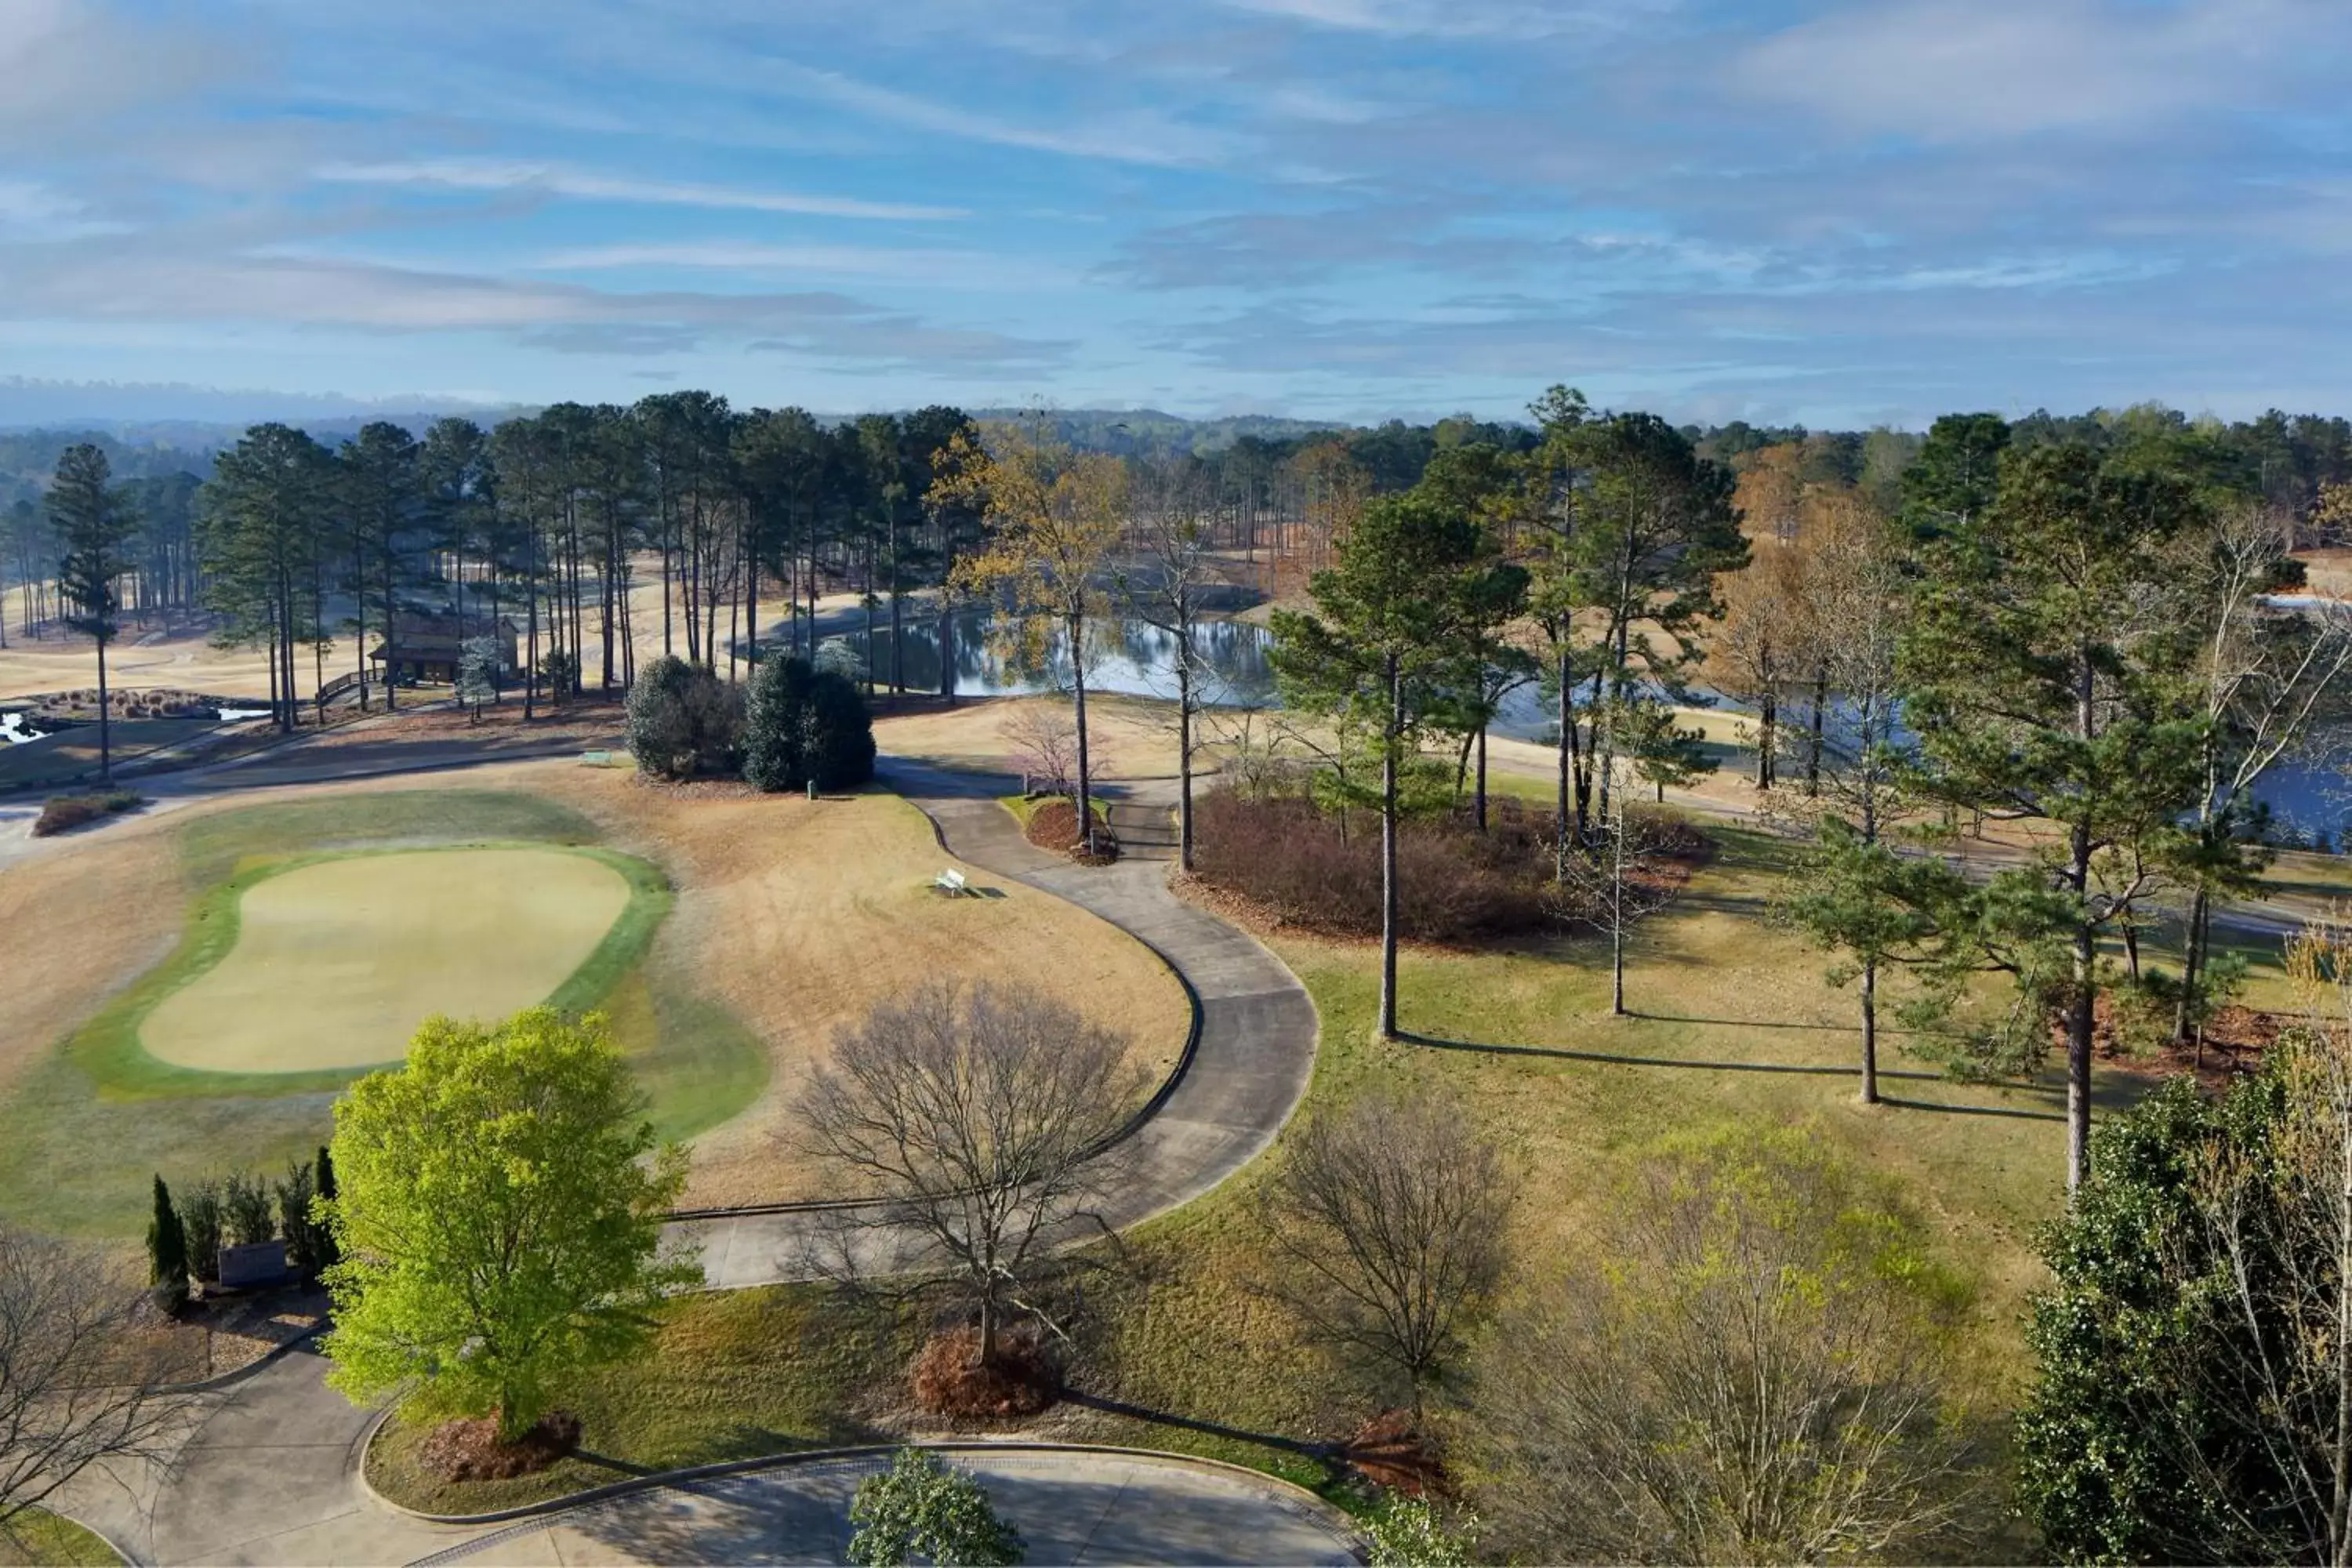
[419,1450,1362,1567]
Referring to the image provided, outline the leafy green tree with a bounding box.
[1272,492,1525,1038]
[2016,1074,2297,1561]
[50,444,137,780]
[2022,921,2352,1566]
[847,1449,1024,1567]
[1521,394,1744,848]
[1781,819,1965,1104]
[1900,442,2210,1191]
[1774,497,1956,1102]
[625,655,742,779]
[1364,1495,1478,1568]
[144,1176,187,1314]
[742,654,875,793]
[318,1009,697,1441]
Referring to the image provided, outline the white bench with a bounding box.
[933,868,970,897]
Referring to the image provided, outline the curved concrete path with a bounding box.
[685,757,1319,1287]
[54,755,1322,1565]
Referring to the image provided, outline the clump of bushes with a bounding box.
[1191,783,1708,943]
[31,789,144,837]
[145,1151,339,1300]
[625,655,742,780]
[742,654,876,793]
[1022,797,1120,862]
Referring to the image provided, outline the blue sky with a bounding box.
[2,0,2348,427]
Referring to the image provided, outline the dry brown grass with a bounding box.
[513,765,1185,1206]
[875,694,1185,780]
[0,756,1187,1212]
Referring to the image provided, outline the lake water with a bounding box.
[812,608,2349,844]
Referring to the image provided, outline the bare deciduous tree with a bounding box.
[1473,1131,1976,1565]
[0,1229,191,1541]
[1120,460,1226,874]
[2172,506,2352,1043]
[997,704,1090,799]
[1255,1092,1514,1412]
[797,980,1145,1369]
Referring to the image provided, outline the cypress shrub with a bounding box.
[147,1175,188,1313]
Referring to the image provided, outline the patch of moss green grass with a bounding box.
[366,1283,920,1515]
[0,1508,123,1566]
[372,815,2096,1523]
[0,790,766,1240]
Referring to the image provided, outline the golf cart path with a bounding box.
[59,757,1323,1566]
[66,1341,1356,1566]
[691,757,1319,1288]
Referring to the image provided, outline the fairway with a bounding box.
[140,848,633,1073]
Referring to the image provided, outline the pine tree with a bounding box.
[146,1174,188,1313]
[1272,492,1526,1039]
[52,444,138,780]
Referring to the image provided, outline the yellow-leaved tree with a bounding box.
[931,417,1129,854]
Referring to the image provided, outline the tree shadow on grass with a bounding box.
[1873,1096,2066,1123]
[1399,1027,1943,1082]
[1059,1389,1335,1461]
[1400,1028,2073,1123]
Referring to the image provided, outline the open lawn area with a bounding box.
[367,815,2124,1532]
[0,760,1185,1236]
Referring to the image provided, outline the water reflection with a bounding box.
[783,609,2350,841]
[795,608,1279,708]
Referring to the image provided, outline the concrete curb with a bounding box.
[153,1322,325,1396]
[360,1431,1363,1559]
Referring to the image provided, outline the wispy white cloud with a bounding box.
[532,241,1076,289]
[762,60,1243,168]
[1731,0,2332,142]
[0,181,128,242]
[314,160,967,221]
[1217,0,1658,38]
[0,249,1071,368]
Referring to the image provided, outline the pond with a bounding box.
[798,608,2351,844]
[797,608,1281,708]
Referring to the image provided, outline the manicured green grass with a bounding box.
[66,844,670,1098]
[365,1284,916,1514]
[0,790,765,1239]
[0,1509,123,1566]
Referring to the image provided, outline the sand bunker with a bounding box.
[140,848,633,1073]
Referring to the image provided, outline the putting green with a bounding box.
[140,848,633,1073]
